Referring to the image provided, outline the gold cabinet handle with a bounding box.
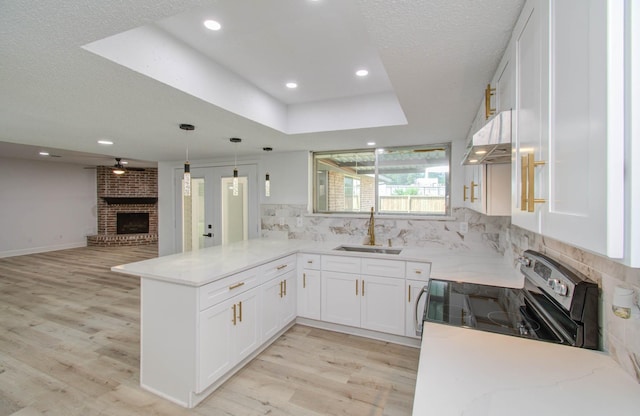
[355,279,358,296]
[303,273,306,289]
[229,282,245,290]
[408,286,411,303]
[284,279,287,296]
[362,280,365,297]
[463,185,469,201]
[279,281,283,298]
[526,153,546,212]
[485,84,496,120]
[238,301,242,322]
[232,304,237,326]
[277,264,287,270]
[414,269,422,275]
[307,260,313,264]
[470,181,478,203]
[520,155,528,211]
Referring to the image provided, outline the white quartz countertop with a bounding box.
[413,322,640,415]
[111,238,522,288]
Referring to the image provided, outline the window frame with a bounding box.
[312,143,451,217]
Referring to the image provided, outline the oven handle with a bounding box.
[415,285,429,336]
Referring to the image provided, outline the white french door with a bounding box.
[176,164,258,251]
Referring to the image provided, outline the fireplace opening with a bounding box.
[117,212,150,234]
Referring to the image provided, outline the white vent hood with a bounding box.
[462,110,512,165]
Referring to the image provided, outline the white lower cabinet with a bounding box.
[197,287,259,393]
[297,268,321,319]
[261,270,297,341]
[405,280,428,338]
[321,270,405,336]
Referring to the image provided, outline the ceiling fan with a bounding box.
[110,157,147,174]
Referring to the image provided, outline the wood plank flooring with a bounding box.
[0,245,419,415]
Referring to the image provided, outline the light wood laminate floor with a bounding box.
[0,245,419,415]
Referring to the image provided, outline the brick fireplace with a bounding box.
[87,166,158,246]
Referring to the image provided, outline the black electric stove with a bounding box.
[418,250,599,349]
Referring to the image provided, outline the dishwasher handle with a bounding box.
[414,285,428,337]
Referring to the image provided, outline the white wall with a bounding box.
[259,151,309,205]
[0,157,96,257]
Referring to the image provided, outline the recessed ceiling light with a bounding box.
[39,151,49,156]
[286,82,298,89]
[475,150,487,155]
[356,69,369,77]
[121,160,129,165]
[469,159,478,163]
[367,142,376,146]
[98,140,113,145]
[204,20,221,31]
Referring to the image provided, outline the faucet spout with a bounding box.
[367,207,375,246]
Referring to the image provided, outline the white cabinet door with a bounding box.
[511,0,548,232]
[542,0,624,258]
[405,280,428,338]
[494,54,514,113]
[297,269,321,320]
[360,275,405,336]
[197,299,233,393]
[321,271,360,327]
[234,288,260,363]
[261,270,296,341]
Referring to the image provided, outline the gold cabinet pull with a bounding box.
[355,279,358,296]
[232,304,237,326]
[277,264,287,270]
[303,273,306,289]
[408,286,411,303]
[526,153,546,212]
[284,280,287,296]
[362,280,365,297]
[463,185,469,201]
[279,281,283,298]
[520,155,528,211]
[229,282,245,290]
[238,301,242,322]
[414,269,422,275]
[485,84,496,120]
[470,181,478,203]
[307,260,313,264]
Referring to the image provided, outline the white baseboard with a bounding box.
[0,241,87,258]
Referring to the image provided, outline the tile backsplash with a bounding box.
[261,204,640,383]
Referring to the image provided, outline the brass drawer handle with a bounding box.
[277,264,287,270]
[229,282,245,290]
[463,185,469,201]
[232,304,237,325]
[414,269,422,274]
[238,301,242,322]
[470,181,478,203]
[303,273,306,289]
[307,260,313,264]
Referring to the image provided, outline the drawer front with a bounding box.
[321,255,361,274]
[298,253,321,270]
[406,261,431,280]
[199,267,260,311]
[361,258,405,279]
[261,254,297,283]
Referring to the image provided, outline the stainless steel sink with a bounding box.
[333,245,402,255]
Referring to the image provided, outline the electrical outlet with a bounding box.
[459,222,468,233]
[296,217,303,227]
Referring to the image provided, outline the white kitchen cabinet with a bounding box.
[360,274,405,335]
[261,269,296,341]
[511,0,625,259]
[463,163,510,216]
[297,268,321,320]
[197,287,259,393]
[405,280,428,338]
[321,270,361,327]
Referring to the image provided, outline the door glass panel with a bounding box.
[183,177,206,251]
[221,176,248,244]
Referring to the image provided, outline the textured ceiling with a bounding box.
[0,0,524,167]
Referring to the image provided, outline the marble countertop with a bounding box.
[413,322,640,415]
[112,238,523,288]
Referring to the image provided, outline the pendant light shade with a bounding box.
[230,137,241,197]
[180,123,195,197]
[265,173,270,197]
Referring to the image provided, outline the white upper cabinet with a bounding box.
[511,0,626,259]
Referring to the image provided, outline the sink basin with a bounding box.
[333,245,402,255]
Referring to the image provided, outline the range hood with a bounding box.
[462,110,512,165]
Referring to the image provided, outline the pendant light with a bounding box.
[230,137,241,196]
[263,147,273,197]
[180,123,195,197]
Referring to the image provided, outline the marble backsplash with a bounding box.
[261,203,640,383]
